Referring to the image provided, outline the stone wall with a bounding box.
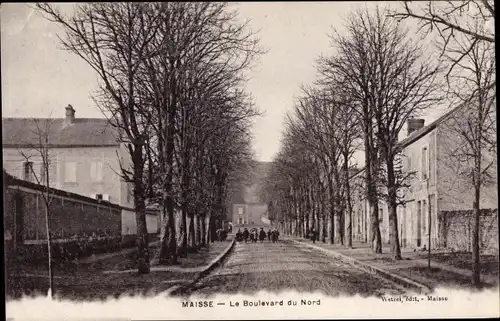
[438,209,498,254]
[4,174,159,263]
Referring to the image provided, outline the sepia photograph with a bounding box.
[2,1,498,319]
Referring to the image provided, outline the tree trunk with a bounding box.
[363,113,382,253]
[159,195,179,265]
[194,214,201,249]
[179,212,188,257]
[311,185,316,233]
[158,99,178,264]
[187,212,197,253]
[387,157,402,259]
[344,156,353,248]
[176,209,187,258]
[44,198,54,298]
[320,207,326,243]
[472,189,481,288]
[370,201,382,253]
[333,169,343,245]
[334,212,342,244]
[334,200,342,244]
[210,210,217,243]
[204,212,211,246]
[327,210,334,244]
[366,146,382,252]
[133,151,150,273]
[201,213,207,247]
[177,167,189,257]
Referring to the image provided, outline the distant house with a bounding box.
[350,102,498,253]
[2,105,134,209]
[230,161,270,226]
[232,203,268,226]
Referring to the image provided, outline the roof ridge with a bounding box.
[2,117,108,120]
[2,117,119,147]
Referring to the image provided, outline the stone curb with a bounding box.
[291,239,432,294]
[167,238,236,296]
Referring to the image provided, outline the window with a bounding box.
[378,207,383,222]
[407,156,412,171]
[23,161,34,182]
[96,194,103,201]
[90,161,103,182]
[238,207,243,215]
[421,147,428,179]
[65,162,77,183]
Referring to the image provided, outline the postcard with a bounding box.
[3,2,498,320]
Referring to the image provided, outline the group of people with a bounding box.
[235,227,280,243]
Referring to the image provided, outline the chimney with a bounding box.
[65,104,75,125]
[407,118,425,136]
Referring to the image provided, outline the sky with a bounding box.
[1,2,449,164]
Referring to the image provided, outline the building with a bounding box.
[350,101,498,253]
[232,203,268,226]
[229,161,271,227]
[2,105,133,208]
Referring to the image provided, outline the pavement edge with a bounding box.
[167,238,237,296]
[291,239,432,295]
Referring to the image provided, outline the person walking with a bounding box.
[236,228,243,242]
[243,228,249,243]
[259,228,266,243]
[310,228,317,244]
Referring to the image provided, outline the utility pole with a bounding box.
[427,178,431,272]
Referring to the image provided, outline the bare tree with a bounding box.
[318,7,383,253]
[36,2,162,273]
[389,1,495,86]
[439,23,496,288]
[17,116,57,298]
[135,2,261,263]
[326,88,362,249]
[391,0,496,287]
[289,89,343,243]
[319,6,443,257]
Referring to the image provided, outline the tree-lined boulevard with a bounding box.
[3,1,497,301]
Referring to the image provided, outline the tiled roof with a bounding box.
[396,83,496,151]
[395,105,460,152]
[349,104,463,178]
[2,117,120,147]
[346,83,496,181]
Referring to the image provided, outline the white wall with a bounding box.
[3,146,123,205]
